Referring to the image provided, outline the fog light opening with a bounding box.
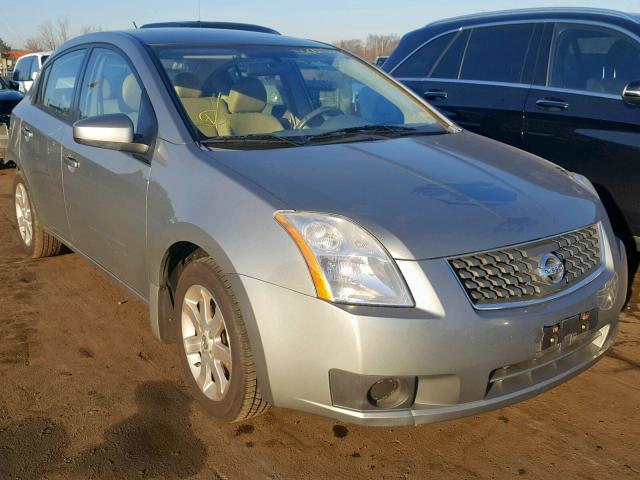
[367,377,411,409]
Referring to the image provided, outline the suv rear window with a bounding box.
[459,24,535,83]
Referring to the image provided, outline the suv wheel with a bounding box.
[13,172,62,258]
[174,257,270,422]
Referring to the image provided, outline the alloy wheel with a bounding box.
[181,284,232,401]
[15,183,33,247]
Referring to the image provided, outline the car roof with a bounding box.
[384,7,640,72]
[59,27,327,52]
[140,21,280,35]
[425,7,639,29]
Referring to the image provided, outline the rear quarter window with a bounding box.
[392,32,457,78]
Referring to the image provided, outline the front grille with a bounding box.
[449,224,601,307]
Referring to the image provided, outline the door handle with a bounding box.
[63,154,79,169]
[423,89,448,100]
[535,98,569,111]
[21,126,33,140]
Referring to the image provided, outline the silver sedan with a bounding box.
[7,26,627,426]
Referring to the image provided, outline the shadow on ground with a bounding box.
[71,381,207,479]
[0,416,69,479]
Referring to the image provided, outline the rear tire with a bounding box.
[174,256,270,422]
[13,171,62,259]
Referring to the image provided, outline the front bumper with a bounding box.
[229,230,627,426]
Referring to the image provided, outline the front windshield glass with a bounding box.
[153,46,448,144]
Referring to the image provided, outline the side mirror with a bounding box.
[73,113,149,154]
[622,80,640,105]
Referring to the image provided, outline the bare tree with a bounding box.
[24,17,84,51]
[334,34,400,62]
[79,25,103,35]
[333,39,365,58]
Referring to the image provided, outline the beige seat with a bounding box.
[220,78,283,136]
[173,72,226,137]
[101,79,120,115]
[122,74,141,127]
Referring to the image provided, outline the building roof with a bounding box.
[4,50,33,59]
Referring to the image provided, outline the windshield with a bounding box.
[153,46,449,145]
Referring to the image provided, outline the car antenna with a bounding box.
[132,21,138,29]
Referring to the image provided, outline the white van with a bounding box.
[11,52,51,93]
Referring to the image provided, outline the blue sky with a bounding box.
[0,0,638,48]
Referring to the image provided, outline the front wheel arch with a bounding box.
[151,239,274,404]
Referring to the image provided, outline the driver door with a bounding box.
[523,22,640,236]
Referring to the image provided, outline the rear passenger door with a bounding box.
[18,48,87,241]
[523,23,640,237]
[61,46,156,295]
[391,23,540,147]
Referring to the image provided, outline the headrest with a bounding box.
[607,39,637,68]
[122,74,141,111]
[227,78,267,113]
[174,72,202,98]
[101,79,112,99]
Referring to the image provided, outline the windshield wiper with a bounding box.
[303,125,447,144]
[201,134,305,149]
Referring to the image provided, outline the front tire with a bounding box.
[13,172,62,258]
[174,257,269,422]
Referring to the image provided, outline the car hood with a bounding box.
[211,131,600,260]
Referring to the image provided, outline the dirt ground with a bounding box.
[0,167,638,480]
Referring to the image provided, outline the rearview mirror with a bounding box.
[73,113,148,154]
[8,80,19,91]
[622,80,640,105]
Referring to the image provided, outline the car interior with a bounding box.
[551,28,640,95]
[158,48,412,139]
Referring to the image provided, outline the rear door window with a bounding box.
[41,49,87,119]
[548,24,640,95]
[392,32,457,78]
[460,24,535,83]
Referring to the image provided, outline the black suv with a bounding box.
[384,8,640,250]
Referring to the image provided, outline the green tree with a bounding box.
[0,37,11,55]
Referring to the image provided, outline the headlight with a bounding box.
[275,211,413,306]
[568,171,599,198]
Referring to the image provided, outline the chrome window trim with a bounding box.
[394,77,532,89]
[390,18,640,96]
[532,85,621,100]
[447,222,605,311]
[393,77,624,101]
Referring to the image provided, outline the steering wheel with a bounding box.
[296,107,343,129]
